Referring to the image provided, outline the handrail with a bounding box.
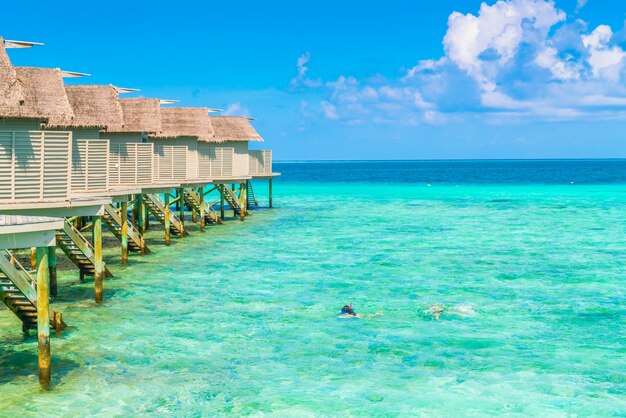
[0,250,37,303]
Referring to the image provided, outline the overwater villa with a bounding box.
[0,36,278,388]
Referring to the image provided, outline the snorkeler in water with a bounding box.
[339,302,383,319]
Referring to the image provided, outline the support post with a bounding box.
[121,201,129,265]
[132,195,139,227]
[178,188,185,225]
[220,186,225,220]
[175,189,180,211]
[47,246,57,298]
[246,180,250,211]
[164,193,171,246]
[30,247,37,271]
[93,216,104,304]
[199,186,205,232]
[140,197,146,234]
[240,182,246,221]
[269,178,273,208]
[144,200,150,231]
[36,247,51,389]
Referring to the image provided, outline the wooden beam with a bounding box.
[121,201,128,265]
[30,247,36,271]
[36,247,51,389]
[93,216,103,303]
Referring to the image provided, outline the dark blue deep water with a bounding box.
[275,159,626,184]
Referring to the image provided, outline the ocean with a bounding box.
[0,160,625,416]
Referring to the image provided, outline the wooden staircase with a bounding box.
[182,188,222,225]
[102,204,150,253]
[0,251,65,331]
[247,181,259,207]
[56,219,113,278]
[216,184,243,215]
[142,194,189,236]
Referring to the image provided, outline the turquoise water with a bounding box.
[1,162,626,416]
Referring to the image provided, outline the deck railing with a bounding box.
[72,140,110,193]
[197,145,234,179]
[0,130,72,202]
[109,143,154,186]
[248,150,273,175]
[153,145,188,182]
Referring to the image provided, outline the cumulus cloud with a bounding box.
[575,0,588,13]
[291,0,626,125]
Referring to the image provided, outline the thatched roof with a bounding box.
[14,66,74,126]
[151,107,213,141]
[0,38,44,119]
[109,98,162,133]
[210,116,263,143]
[49,85,124,130]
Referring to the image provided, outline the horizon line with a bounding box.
[274,158,626,163]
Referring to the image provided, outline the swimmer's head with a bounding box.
[341,305,354,315]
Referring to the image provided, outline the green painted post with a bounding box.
[164,193,171,246]
[199,187,205,232]
[132,195,139,226]
[36,247,51,389]
[121,201,129,265]
[47,246,57,298]
[93,216,104,303]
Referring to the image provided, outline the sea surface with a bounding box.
[0,160,625,416]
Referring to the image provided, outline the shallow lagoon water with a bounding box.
[0,161,626,416]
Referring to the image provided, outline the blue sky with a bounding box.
[4,0,626,159]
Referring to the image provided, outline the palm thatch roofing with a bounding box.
[151,107,213,141]
[14,66,74,126]
[0,37,47,119]
[209,116,263,143]
[49,85,124,130]
[108,98,162,134]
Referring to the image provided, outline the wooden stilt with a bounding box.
[240,182,246,221]
[269,178,273,208]
[175,189,180,211]
[93,216,104,304]
[198,186,205,232]
[47,246,57,298]
[177,189,186,236]
[121,201,129,265]
[246,180,250,211]
[164,193,171,246]
[36,247,51,389]
[144,200,150,231]
[132,196,139,227]
[220,187,225,220]
[30,247,37,271]
[140,197,146,234]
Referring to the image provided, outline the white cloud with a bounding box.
[443,0,565,90]
[222,102,251,117]
[290,52,322,89]
[290,0,626,125]
[575,0,588,13]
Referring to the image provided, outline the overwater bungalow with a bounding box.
[0,35,279,390]
[0,41,111,305]
[149,106,220,235]
[208,116,279,215]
